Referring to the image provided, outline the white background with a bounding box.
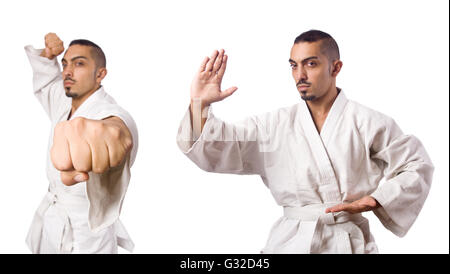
[0,0,448,254]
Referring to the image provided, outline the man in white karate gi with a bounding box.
[25,33,138,253]
[177,30,434,253]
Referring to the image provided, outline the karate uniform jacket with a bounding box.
[177,90,433,253]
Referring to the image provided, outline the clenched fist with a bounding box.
[51,116,133,186]
[40,32,64,60]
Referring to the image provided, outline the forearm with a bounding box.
[190,98,209,139]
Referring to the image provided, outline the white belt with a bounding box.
[26,190,82,253]
[283,203,365,253]
[26,190,134,253]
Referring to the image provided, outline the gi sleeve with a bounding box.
[83,104,139,232]
[24,45,69,121]
[176,105,267,176]
[368,117,434,237]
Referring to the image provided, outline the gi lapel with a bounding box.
[69,87,107,120]
[296,90,348,203]
[320,90,348,147]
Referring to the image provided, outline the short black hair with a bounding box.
[69,39,106,68]
[294,30,340,62]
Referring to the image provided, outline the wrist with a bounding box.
[39,48,53,60]
[368,196,381,209]
[190,97,210,108]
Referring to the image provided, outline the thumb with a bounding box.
[219,86,238,100]
[60,171,89,186]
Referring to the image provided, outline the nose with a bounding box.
[295,66,307,83]
[63,65,73,78]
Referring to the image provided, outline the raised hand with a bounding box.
[325,196,381,214]
[50,117,133,186]
[190,49,238,107]
[40,32,64,60]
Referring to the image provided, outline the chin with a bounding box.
[299,91,316,101]
[65,91,78,98]
[300,95,317,101]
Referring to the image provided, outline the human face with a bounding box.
[289,41,336,101]
[61,45,101,99]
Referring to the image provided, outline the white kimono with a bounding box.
[177,90,434,254]
[24,46,139,254]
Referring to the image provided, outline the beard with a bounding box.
[297,80,316,101]
[300,93,316,101]
[65,87,79,98]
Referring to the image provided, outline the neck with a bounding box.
[306,86,340,118]
[69,86,101,118]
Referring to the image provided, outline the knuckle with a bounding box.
[69,117,81,127]
[70,117,86,132]
[72,117,86,125]
[109,126,121,140]
[90,123,104,138]
[124,137,133,152]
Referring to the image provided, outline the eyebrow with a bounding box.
[62,56,88,63]
[289,56,319,64]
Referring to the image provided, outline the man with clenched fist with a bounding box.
[25,33,138,254]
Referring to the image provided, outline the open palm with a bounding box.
[190,49,237,107]
[325,196,380,214]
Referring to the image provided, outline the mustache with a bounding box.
[296,80,311,86]
[64,77,75,82]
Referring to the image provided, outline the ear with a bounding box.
[96,67,107,83]
[331,60,343,77]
